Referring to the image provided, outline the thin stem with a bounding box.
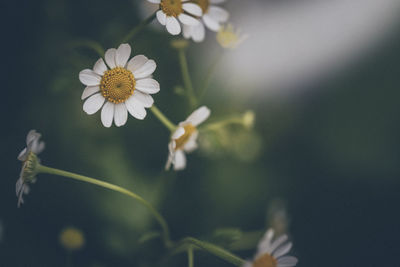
[178,49,197,107]
[199,52,224,101]
[188,245,194,267]
[121,12,157,44]
[37,165,172,247]
[69,39,104,57]
[177,237,245,266]
[150,105,177,132]
[202,116,244,132]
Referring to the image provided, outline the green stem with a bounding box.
[202,116,244,132]
[121,12,157,44]
[69,39,104,57]
[199,52,224,101]
[178,49,197,107]
[150,105,177,132]
[174,237,245,266]
[188,245,194,267]
[37,165,172,247]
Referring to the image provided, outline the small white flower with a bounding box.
[79,43,160,127]
[183,0,229,42]
[166,106,211,171]
[243,229,298,267]
[147,0,203,36]
[16,130,45,207]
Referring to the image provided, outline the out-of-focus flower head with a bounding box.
[79,44,160,127]
[243,228,298,267]
[147,0,203,36]
[16,130,45,207]
[166,106,211,171]
[59,227,85,251]
[217,24,248,49]
[183,0,230,42]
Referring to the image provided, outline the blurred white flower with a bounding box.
[166,106,210,171]
[147,0,202,36]
[183,0,229,42]
[243,229,298,267]
[79,44,159,127]
[216,24,247,49]
[16,130,45,207]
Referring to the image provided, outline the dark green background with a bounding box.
[2,0,400,266]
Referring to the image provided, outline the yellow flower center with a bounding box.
[100,67,135,104]
[193,0,209,13]
[175,124,197,150]
[217,24,241,49]
[253,253,277,267]
[160,0,184,17]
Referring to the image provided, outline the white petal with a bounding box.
[79,69,101,86]
[115,43,131,67]
[104,48,117,69]
[178,13,199,26]
[147,0,161,3]
[133,60,157,79]
[191,23,205,42]
[131,90,154,108]
[166,16,181,35]
[165,143,175,170]
[127,55,148,74]
[257,229,275,255]
[26,130,40,145]
[81,86,100,100]
[172,127,185,139]
[173,150,186,171]
[93,58,108,75]
[207,6,229,22]
[210,0,226,4]
[157,10,167,26]
[273,242,292,259]
[135,78,160,94]
[203,14,221,31]
[83,93,105,115]
[17,148,28,161]
[185,106,211,126]
[125,97,146,120]
[241,261,252,267]
[183,138,198,152]
[182,3,202,16]
[183,25,192,39]
[31,140,45,155]
[277,256,298,267]
[268,235,288,254]
[101,102,115,128]
[114,103,128,127]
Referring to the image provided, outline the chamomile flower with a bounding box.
[166,106,210,171]
[16,130,45,207]
[147,0,203,35]
[243,229,298,267]
[183,0,229,42]
[79,43,159,127]
[217,24,247,49]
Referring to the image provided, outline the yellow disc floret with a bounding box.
[59,227,85,251]
[175,124,197,150]
[160,0,184,17]
[100,67,135,104]
[193,0,209,13]
[253,253,277,267]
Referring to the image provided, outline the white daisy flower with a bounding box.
[16,130,45,207]
[147,0,203,36]
[183,0,229,42]
[79,43,160,127]
[166,106,211,171]
[243,229,298,267]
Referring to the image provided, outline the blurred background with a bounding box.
[2,0,400,266]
